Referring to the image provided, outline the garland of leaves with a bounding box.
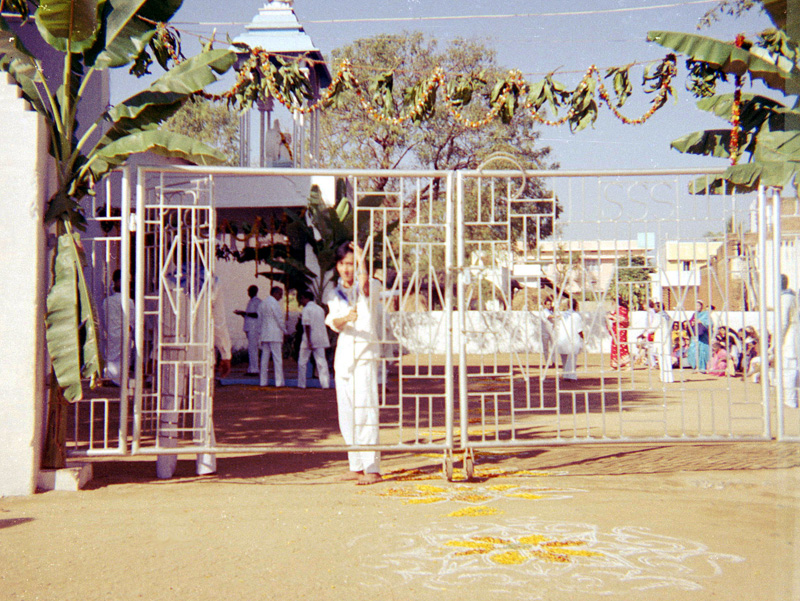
[144,20,678,133]
[206,45,679,133]
[148,23,746,145]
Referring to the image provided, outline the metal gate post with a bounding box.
[772,187,786,439]
[444,172,455,455]
[118,166,132,453]
[757,185,771,438]
[456,171,470,457]
[132,167,146,454]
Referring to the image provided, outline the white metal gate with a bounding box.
[68,166,799,472]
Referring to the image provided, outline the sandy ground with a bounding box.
[2,369,800,600]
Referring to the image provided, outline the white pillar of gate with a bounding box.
[0,77,51,496]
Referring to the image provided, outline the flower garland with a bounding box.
[730,34,746,165]
[153,22,679,131]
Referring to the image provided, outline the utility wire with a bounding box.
[172,0,718,28]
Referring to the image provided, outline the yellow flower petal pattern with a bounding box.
[447,506,501,517]
[441,533,604,565]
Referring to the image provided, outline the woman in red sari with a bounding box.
[606,297,630,369]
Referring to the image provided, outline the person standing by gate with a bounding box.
[325,241,382,485]
[157,277,231,479]
[554,297,584,380]
[606,297,630,369]
[234,285,261,375]
[686,300,711,371]
[539,296,555,367]
[102,269,134,386]
[258,286,288,387]
[297,289,331,389]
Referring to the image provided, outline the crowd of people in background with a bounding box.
[599,288,798,402]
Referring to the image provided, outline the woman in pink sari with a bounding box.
[606,297,630,369]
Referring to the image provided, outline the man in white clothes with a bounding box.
[102,269,134,386]
[539,296,555,367]
[297,289,331,388]
[258,286,288,387]
[554,298,584,381]
[324,241,382,485]
[234,285,261,375]
[156,275,231,479]
[779,274,800,408]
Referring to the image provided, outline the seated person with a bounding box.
[706,340,728,376]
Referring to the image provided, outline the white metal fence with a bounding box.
[67,165,800,475]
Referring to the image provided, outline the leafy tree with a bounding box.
[320,33,561,285]
[0,0,234,467]
[648,0,800,191]
[284,184,361,306]
[163,96,240,165]
[321,34,555,175]
[607,256,656,309]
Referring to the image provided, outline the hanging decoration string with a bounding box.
[729,34,746,166]
[150,20,679,132]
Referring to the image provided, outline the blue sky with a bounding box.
[110,0,775,172]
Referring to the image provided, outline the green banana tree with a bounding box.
[0,0,235,467]
[285,184,355,305]
[647,0,800,191]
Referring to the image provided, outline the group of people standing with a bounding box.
[236,285,331,389]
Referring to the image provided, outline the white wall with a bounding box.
[0,76,51,496]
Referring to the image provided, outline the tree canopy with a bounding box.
[163,96,240,165]
[320,32,555,176]
[319,33,562,257]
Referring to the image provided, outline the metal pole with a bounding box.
[132,168,146,454]
[773,188,785,439]
[456,172,468,452]
[757,185,771,437]
[444,173,454,453]
[118,167,131,453]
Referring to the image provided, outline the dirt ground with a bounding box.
[2,369,800,601]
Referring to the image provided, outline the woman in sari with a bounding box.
[606,297,630,369]
[686,300,711,371]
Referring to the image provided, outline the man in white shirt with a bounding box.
[234,285,261,375]
[258,286,288,387]
[324,241,383,484]
[539,296,555,367]
[554,298,584,381]
[297,290,331,389]
[102,269,134,386]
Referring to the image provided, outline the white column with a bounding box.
[0,75,51,496]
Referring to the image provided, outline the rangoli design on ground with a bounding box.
[366,519,744,597]
[372,483,584,508]
[384,463,569,482]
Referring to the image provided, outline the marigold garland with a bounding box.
[147,17,759,142]
[730,34,746,165]
[151,15,680,132]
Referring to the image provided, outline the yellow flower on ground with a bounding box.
[441,533,604,564]
[447,506,501,517]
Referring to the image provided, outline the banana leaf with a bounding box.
[671,129,740,158]
[45,231,102,402]
[0,16,49,116]
[87,129,226,180]
[648,30,800,92]
[36,0,105,54]
[84,0,152,69]
[146,48,235,94]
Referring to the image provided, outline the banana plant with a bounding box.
[0,0,235,467]
[647,0,800,191]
